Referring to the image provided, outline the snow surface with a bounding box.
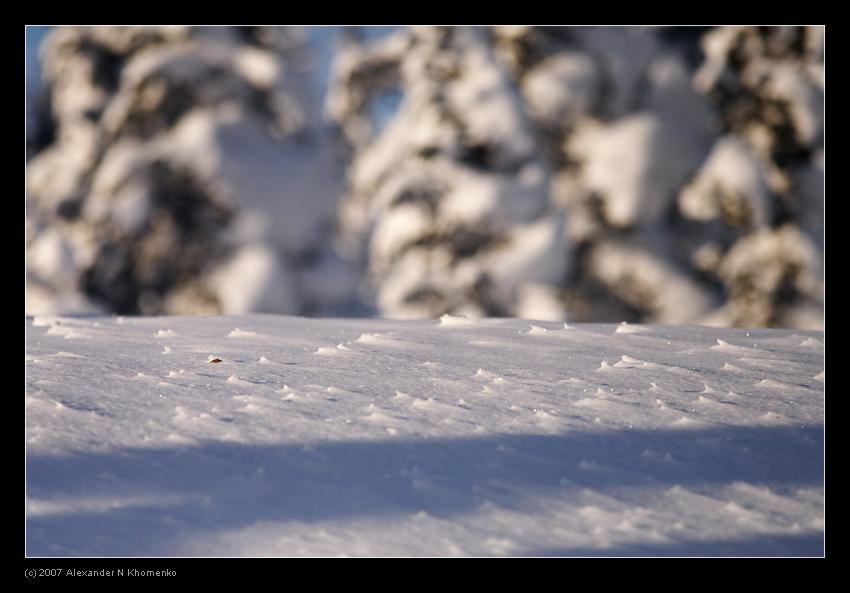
[25,314,824,556]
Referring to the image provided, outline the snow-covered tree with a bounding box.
[327,26,823,328]
[26,26,823,329]
[26,26,357,316]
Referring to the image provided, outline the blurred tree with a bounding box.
[326,26,823,328]
[26,26,358,316]
[26,26,824,329]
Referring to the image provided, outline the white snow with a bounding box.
[679,136,772,228]
[569,113,706,228]
[589,240,715,324]
[208,244,298,315]
[521,52,600,129]
[25,314,823,557]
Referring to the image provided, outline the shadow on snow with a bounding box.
[26,423,823,556]
[529,531,824,557]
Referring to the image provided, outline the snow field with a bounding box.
[26,314,823,556]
